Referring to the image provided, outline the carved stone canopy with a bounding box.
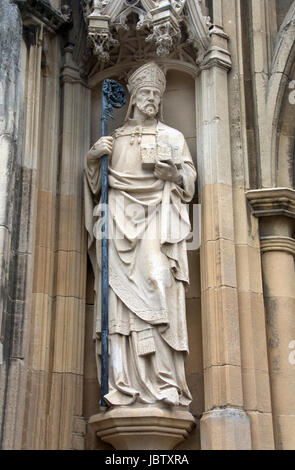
[81,0,211,65]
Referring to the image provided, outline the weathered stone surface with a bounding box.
[0,0,28,451]
[0,0,294,452]
[0,0,23,136]
[201,408,252,450]
[247,411,275,450]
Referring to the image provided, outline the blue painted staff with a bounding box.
[100,79,126,406]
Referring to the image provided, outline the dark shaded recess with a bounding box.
[205,0,213,22]
[275,0,293,30]
[240,0,259,189]
[23,25,39,49]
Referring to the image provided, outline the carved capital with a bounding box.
[246,188,295,220]
[200,26,232,71]
[87,10,119,62]
[61,45,89,86]
[87,30,118,63]
[247,188,295,257]
[146,21,180,57]
[146,1,182,57]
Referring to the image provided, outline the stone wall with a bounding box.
[0,0,294,450]
[0,0,29,450]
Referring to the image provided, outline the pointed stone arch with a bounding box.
[264,2,295,187]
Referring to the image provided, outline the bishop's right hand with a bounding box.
[87,136,113,161]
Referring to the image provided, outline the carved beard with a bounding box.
[125,93,164,122]
[136,101,159,118]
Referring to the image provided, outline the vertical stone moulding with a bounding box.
[0,0,54,448]
[197,2,252,450]
[45,43,90,450]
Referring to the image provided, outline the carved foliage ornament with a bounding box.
[87,30,119,63]
[82,0,210,63]
[146,21,180,57]
[85,0,152,62]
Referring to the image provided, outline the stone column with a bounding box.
[21,31,61,450]
[247,188,295,449]
[222,0,275,449]
[46,45,90,450]
[197,8,252,449]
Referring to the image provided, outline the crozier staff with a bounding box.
[91,79,126,406]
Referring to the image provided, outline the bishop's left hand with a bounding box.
[154,161,183,186]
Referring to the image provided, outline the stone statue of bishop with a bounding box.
[85,62,197,408]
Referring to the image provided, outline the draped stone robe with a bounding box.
[84,118,197,407]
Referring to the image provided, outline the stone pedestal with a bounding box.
[89,406,195,450]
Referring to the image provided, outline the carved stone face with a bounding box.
[133,86,162,119]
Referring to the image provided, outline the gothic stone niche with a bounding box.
[85,61,197,450]
[87,12,199,81]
